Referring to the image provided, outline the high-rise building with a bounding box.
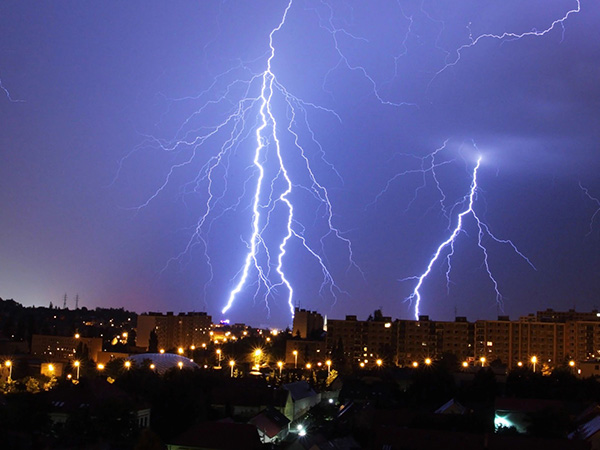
[292,308,324,339]
[136,311,212,351]
[31,334,102,362]
[326,313,394,367]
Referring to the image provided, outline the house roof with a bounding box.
[283,381,317,402]
[570,414,600,441]
[249,406,290,438]
[435,398,469,415]
[169,421,262,450]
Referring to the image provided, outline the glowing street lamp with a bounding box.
[178,347,184,355]
[97,363,105,371]
[277,361,284,376]
[424,358,432,366]
[229,360,235,377]
[159,349,165,354]
[569,360,575,368]
[462,361,469,368]
[124,360,131,370]
[293,350,298,369]
[412,361,419,368]
[73,360,80,379]
[480,356,486,367]
[326,359,332,375]
[48,364,55,374]
[306,363,312,370]
[178,361,183,369]
[150,363,156,370]
[531,356,537,373]
[254,349,262,369]
[5,360,12,381]
[216,349,222,368]
[376,359,383,367]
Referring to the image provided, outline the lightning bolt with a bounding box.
[223,0,363,317]
[580,182,600,237]
[123,0,361,322]
[398,149,536,320]
[432,0,581,81]
[0,76,24,103]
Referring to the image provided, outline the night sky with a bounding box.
[1,1,599,328]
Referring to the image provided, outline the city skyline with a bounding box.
[1,1,600,328]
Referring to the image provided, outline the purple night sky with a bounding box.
[1,1,599,328]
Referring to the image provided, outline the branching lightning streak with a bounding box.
[402,154,536,320]
[0,77,24,103]
[223,0,362,317]
[314,1,417,108]
[433,0,581,80]
[579,182,600,236]
[124,0,360,321]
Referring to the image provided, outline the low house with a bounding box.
[249,406,290,444]
[282,381,320,421]
[570,404,600,449]
[167,421,262,450]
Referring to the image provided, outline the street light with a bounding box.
[178,361,183,369]
[5,360,12,381]
[124,360,131,370]
[412,361,418,368]
[216,349,222,368]
[229,360,235,377]
[305,363,312,370]
[293,350,298,369]
[74,360,80,379]
[462,361,469,368]
[424,358,432,366]
[277,361,284,376]
[178,347,184,355]
[569,360,576,368]
[150,363,156,370]
[531,356,537,373]
[254,349,262,369]
[480,356,486,367]
[97,363,105,371]
[376,359,383,367]
[326,360,332,375]
[48,364,55,373]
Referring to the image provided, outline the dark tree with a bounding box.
[148,329,159,353]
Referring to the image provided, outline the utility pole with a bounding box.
[75,294,79,310]
[63,293,67,309]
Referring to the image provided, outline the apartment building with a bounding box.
[137,311,212,351]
